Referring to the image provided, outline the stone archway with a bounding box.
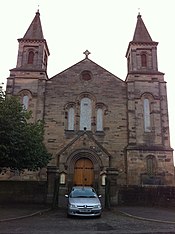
[57,147,111,207]
[66,149,103,189]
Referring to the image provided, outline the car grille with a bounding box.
[77,205,94,209]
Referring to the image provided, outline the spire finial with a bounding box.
[138,8,141,17]
[37,4,40,13]
[83,50,91,58]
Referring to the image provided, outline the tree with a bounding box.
[0,92,52,173]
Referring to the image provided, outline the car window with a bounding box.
[70,189,97,198]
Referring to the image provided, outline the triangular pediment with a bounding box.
[50,58,124,83]
[57,131,111,158]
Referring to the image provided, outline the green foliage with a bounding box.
[0,92,52,172]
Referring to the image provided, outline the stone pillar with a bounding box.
[106,168,119,206]
[47,166,59,204]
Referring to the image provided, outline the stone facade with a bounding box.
[3,11,174,199]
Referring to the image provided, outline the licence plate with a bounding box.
[80,209,91,213]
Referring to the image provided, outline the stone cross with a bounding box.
[83,50,91,58]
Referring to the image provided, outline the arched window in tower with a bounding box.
[143,98,151,132]
[68,107,75,130]
[141,53,147,67]
[44,52,47,67]
[96,108,103,131]
[147,155,156,176]
[80,98,92,130]
[28,51,34,64]
[22,95,29,110]
[127,56,130,72]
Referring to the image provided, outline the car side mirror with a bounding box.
[65,194,68,198]
[98,195,102,198]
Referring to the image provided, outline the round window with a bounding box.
[81,71,92,81]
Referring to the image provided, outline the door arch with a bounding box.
[73,158,94,186]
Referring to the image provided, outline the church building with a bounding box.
[5,11,174,202]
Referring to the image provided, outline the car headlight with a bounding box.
[69,204,77,208]
[93,204,101,209]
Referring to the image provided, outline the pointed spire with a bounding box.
[16,10,50,71]
[23,10,44,40]
[132,13,152,42]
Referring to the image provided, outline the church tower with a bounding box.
[6,10,49,122]
[125,14,174,185]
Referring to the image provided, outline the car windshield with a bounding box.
[70,189,97,198]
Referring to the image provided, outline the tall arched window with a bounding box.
[22,95,29,110]
[127,56,130,72]
[44,52,47,67]
[28,51,34,64]
[68,107,75,130]
[141,53,147,67]
[147,156,156,176]
[143,98,151,132]
[96,108,103,131]
[80,98,92,130]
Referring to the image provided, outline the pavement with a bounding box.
[118,206,175,224]
[0,204,175,224]
[0,204,51,222]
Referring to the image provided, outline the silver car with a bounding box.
[65,186,102,217]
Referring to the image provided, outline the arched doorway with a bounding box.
[73,158,94,186]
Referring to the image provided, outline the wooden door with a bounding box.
[73,158,94,186]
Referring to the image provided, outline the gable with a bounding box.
[46,58,126,102]
[49,58,124,84]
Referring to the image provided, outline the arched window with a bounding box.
[143,98,151,132]
[127,56,130,72]
[141,53,147,67]
[147,156,156,176]
[80,98,92,130]
[96,108,103,131]
[44,52,47,66]
[68,107,75,130]
[22,95,29,110]
[28,51,34,64]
